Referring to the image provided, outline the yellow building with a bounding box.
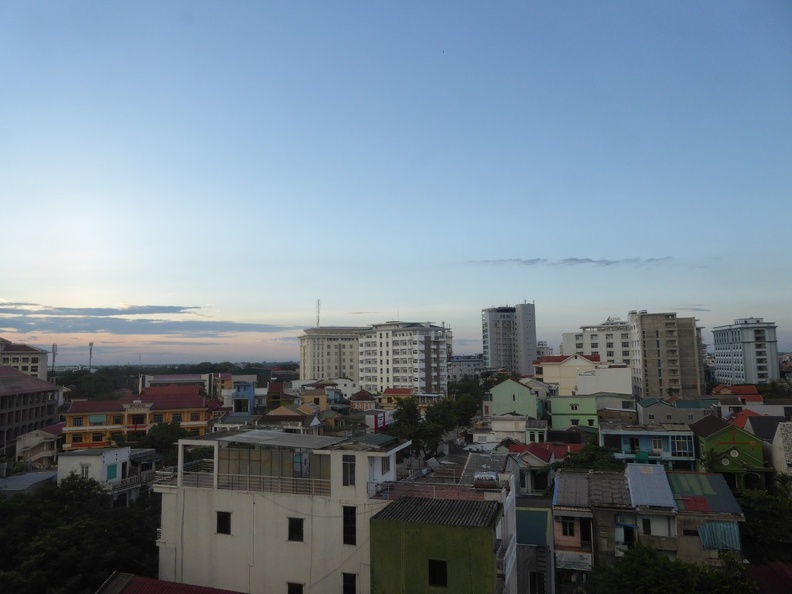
[63,386,211,450]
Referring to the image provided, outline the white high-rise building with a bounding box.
[358,321,451,395]
[299,327,366,382]
[481,303,537,375]
[712,318,779,385]
[561,317,632,364]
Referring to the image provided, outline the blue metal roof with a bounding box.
[698,521,742,551]
[626,464,677,510]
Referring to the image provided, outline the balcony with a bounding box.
[154,459,330,496]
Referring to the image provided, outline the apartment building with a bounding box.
[299,326,366,382]
[712,317,780,385]
[0,366,59,458]
[358,321,451,395]
[0,338,49,380]
[560,317,632,364]
[628,311,705,400]
[155,430,412,594]
[482,303,537,376]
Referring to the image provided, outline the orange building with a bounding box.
[63,386,211,450]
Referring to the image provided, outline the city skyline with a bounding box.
[2,2,790,365]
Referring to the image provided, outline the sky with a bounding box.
[1,1,791,366]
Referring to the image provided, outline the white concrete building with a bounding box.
[299,327,366,383]
[155,430,411,594]
[448,354,485,382]
[481,303,537,375]
[576,365,632,395]
[561,317,631,364]
[358,321,451,395]
[712,317,780,385]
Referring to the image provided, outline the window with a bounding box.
[642,518,652,535]
[132,414,145,425]
[92,433,103,442]
[428,559,448,588]
[153,414,164,423]
[73,417,84,427]
[343,455,356,486]
[381,456,391,475]
[287,584,303,594]
[80,464,90,478]
[217,511,231,535]
[172,414,182,423]
[343,506,356,545]
[113,416,123,425]
[191,413,200,422]
[106,463,117,480]
[72,434,83,443]
[561,517,575,536]
[570,404,579,411]
[342,573,357,594]
[288,518,304,542]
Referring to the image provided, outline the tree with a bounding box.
[587,544,758,594]
[736,488,792,563]
[552,444,625,472]
[756,379,792,399]
[390,398,424,457]
[137,421,190,466]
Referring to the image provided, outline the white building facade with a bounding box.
[712,317,779,385]
[155,430,411,594]
[561,317,632,364]
[298,326,366,383]
[481,303,537,375]
[358,321,451,395]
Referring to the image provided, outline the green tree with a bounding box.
[736,488,792,563]
[553,444,625,472]
[587,544,758,594]
[756,379,792,399]
[137,421,190,466]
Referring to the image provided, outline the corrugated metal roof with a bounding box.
[626,464,677,510]
[667,472,743,515]
[371,496,501,529]
[554,470,632,508]
[459,452,507,485]
[698,521,742,551]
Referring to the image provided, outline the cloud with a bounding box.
[469,257,672,267]
[347,311,379,315]
[676,305,711,312]
[468,258,548,266]
[0,302,300,337]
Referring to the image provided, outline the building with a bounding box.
[57,446,158,505]
[712,317,780,385]
[358,321,451,395]
[299,326,366,383]
[533,354,600,396]
[63,386,211,450]
[637,398,717,426]
[599,422,697,470]
[370,496,504,594]
[0,338,50,380]
[0,366,60,458]
[482,303,537,376]
[448,354,485,382]
[560,318,632,364]
[627,310,705,400]
[15,422,63,469]
[155,430,412,594]
[549,396,599,430]
[484,378,540,419]
[139,373,213,395]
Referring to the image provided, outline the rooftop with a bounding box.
[371,496,501,529]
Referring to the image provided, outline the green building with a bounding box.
[485,378,539,417]
[549,395,598,429]
[370,496,505,594]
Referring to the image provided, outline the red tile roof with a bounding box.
[350,390,375,401]
[712,384,760,396]
[731,409,763,429]
[0,366,59,397]
[509,441,584,463]
[383,388,413,396]
[532,354,601,364]
[42,421,66,437]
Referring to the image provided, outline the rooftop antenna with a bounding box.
[316,299,321,327]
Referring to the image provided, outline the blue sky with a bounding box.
[1,2,790,365]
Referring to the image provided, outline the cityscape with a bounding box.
[2,2,791,594]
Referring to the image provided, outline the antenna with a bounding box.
[89,342,94,372]
[316,299,321,327]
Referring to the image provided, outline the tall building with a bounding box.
[481,303,537,375]
[358,321,451,395]
[628,310,705,400]
[299,326,366,382]
[712,317,779,385]
[561,317,631,364]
